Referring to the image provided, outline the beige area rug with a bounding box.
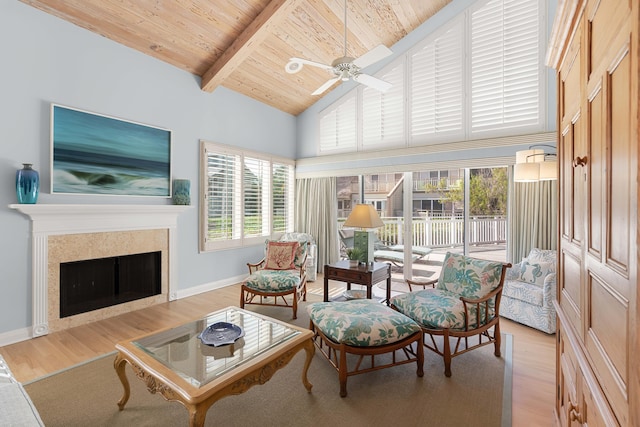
[25,302,512,427]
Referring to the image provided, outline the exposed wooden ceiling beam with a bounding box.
[201,0,303,93]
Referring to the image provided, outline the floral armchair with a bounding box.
[390,252,510,377]
[279,232,317,281]
[500,248,557,334]
[240,239,308,319]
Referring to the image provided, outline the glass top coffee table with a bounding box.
[114,306,315,427]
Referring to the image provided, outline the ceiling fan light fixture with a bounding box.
[285,0,393,96]
[285,60,302,74]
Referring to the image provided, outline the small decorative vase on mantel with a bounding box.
[172,179,190,205]
[16,163,39,204]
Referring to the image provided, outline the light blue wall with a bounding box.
[295,0,558,165]
[0,1,296,336]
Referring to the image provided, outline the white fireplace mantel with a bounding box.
[9,203,191,234]
[9,204,191,337]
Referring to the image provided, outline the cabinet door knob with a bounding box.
[572,156,588,167]
[568,402,584,423]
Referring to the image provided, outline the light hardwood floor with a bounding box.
[0,277,556,426]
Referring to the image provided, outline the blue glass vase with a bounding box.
[172,179,190,205]
[16,163,40,204]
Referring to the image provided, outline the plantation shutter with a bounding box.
[272,162,294,233]
[243,156,270,238]
[205,149,242,242]
[470,0,540,132]
[410,19,464,143]
[319,95,357,153]
[362,62,404,148]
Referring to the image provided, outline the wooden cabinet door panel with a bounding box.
[558,324,579,427]
[560,249,583,335]
[583,37,634,425]
[586,83,603,257]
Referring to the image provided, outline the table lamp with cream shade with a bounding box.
[342,204,384,264]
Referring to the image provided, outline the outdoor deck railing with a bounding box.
[339,215,506,248]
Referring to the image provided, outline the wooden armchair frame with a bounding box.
[240,253,308,319]
[396,262,510,377]
[406,278,437,292]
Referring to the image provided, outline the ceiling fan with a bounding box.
[285,0,393,96]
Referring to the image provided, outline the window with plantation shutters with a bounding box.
[470,0,541,133]
[410,18,464,144]
[362,62,404,148]
[200,141,295,252]
[316,0,546,153]
[318,95,356,154]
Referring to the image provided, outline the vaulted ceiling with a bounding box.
[21,0,451,116]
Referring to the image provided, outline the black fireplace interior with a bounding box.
[59,251,161,318]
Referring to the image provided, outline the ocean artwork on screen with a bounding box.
[51,104,171,197]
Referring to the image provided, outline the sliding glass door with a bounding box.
[336,167,507,283]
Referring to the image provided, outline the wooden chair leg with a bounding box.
[493,323,501,357]
[442,331,452,377]
[339,344,348,397]
[416,336,425,377]
[240,287,245,309]
[292,291,298,320]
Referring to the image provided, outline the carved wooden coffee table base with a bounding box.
[113,307,315,427]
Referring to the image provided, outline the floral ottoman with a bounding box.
[307,299,424,397]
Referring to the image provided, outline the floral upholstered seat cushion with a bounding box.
[437,252,505,299]
[307,300,421,347]
[243,269,301,293]
[391,288,489,330]
[501,278,545,306]
[391,252,506,331]
[292,240,308,268]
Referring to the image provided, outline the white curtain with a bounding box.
[295,177,339,273]
[508,180,557,263]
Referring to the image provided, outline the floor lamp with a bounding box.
[342,204,384,264]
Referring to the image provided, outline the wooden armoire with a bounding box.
[546,0,639,425]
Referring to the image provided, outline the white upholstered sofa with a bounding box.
[500,248,557,334]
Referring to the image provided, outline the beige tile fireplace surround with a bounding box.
[9,204,190,337]
[48,229,169,332]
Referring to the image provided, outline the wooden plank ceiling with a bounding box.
[21,0,451,116]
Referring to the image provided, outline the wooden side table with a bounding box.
[323,260,392,304]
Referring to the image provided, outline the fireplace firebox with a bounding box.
[59,251,161,318]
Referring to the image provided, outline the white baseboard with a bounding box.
[0,275,248,347]
[175,274,247,299]
[0,327,33,347]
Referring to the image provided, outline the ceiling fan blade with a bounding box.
[352,44,393,69]
[353,73,392,92]
[285,57,333,74]
[312,77,340,95]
